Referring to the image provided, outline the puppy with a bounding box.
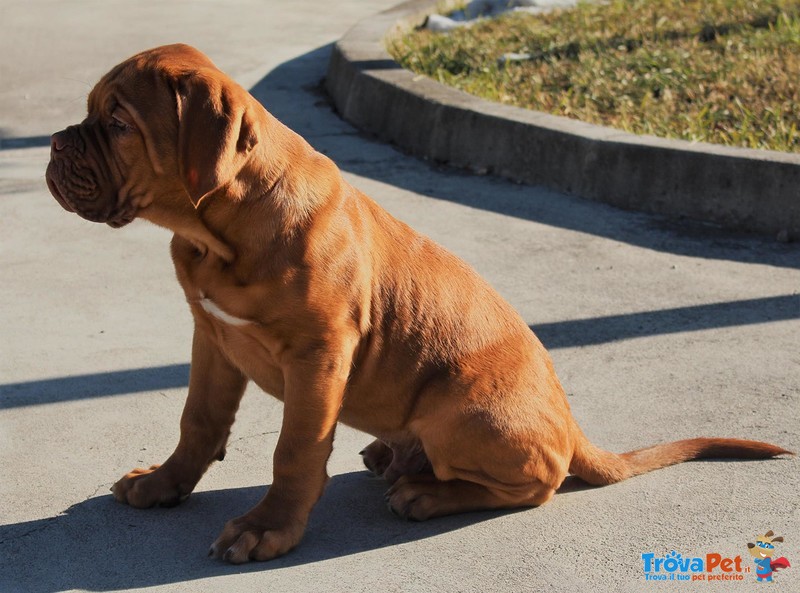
[45,44,791,564]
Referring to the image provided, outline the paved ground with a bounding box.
[1,1,798,592]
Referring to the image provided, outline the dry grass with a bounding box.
[390,0,800,152]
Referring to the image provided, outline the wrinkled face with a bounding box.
[46,60,174,227]
[46,110,133,226]
[45,43,247,227]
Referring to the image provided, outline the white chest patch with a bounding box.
[198,293,250,327]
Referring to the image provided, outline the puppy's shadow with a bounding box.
[0,471,508,592]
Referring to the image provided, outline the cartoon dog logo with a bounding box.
[747,531,791,582]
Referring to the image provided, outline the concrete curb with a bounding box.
[326,0,800,239]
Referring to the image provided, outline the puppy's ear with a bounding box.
[176,72,258,206]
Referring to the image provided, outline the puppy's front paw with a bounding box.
[111,465,192,508]
[209,515,305,564]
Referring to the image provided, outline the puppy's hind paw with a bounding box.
[360,439,393,477]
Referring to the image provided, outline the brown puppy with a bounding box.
[46,44,791,564]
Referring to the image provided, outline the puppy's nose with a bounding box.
[50,131,68,152]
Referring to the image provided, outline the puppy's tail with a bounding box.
[568,431,793,486]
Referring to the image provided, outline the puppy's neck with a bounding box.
[195,123,343,248]
[140,193,235,263]
[247,114,339,231]
[144,114,344,264]
[181,221,235,262]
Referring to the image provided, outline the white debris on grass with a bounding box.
[425,0,579,32]
[497,51,535,67]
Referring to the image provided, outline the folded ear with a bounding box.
[176,72,258,206]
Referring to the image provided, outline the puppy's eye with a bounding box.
[109,114,131,132]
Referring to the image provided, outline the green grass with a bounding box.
[390,0,800,153]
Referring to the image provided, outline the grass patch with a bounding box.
[390,0,800,153]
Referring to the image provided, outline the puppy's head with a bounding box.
[45,43,258,227]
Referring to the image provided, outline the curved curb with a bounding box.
[326,0,800,239]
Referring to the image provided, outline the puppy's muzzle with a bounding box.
[46,126,131,227]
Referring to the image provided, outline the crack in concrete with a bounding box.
[0,482,113,546]
[229,430,280,448]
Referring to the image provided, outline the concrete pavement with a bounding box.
[1,1,798,592]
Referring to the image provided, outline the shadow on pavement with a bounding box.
[0,363,190,410]
[0,135,51,150]
[0,471,526,592]
[531,293,800,349]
